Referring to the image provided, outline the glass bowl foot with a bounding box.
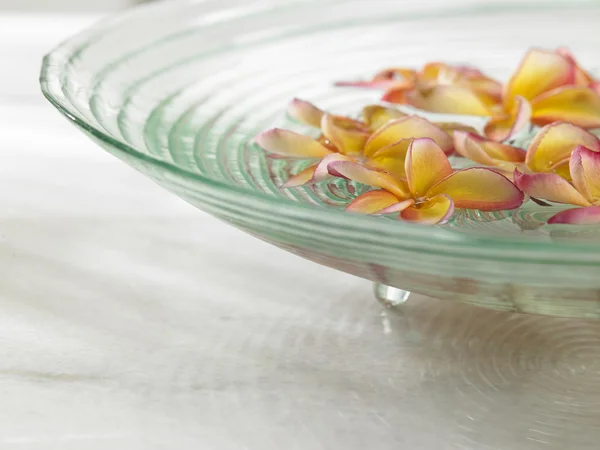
[373,283,411,308]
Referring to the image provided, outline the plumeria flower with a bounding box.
[453,130,526,173]
[485,48,600,141]
[515,146,600,224]
[523,122,600,180]
[337,62,503,117]
[255,109,455,187]
[327,138,524,225]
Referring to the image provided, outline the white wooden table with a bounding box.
[2,13,600,450]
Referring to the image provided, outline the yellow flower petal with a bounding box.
[514,170,591,206]
[428,168,524,211]
[484,96,532,142]
[362,105,406,130]
[281,164,318,188]
[327,161,409,199]
[345,190,406,214]
[570,145,600,203]
[400,195,455,225]
[454,131,495,166]
[255,129,333,158]
[435,122,479,138]
[531,87,600,128]
[405,138,453,198]
[367,139,413,178]
[526,122,600,174]
[363,116,453,158]
[287,98,325,128]
[504,48,574,110]
[454,131,526,166]
[405,85,501,116]
[320,114,370,155]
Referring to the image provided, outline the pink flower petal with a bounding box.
[335,80,402,89]
[484,95,532,142]
[255,128,333,158]
[526,122,600,174]
[287,98,325,128]
[346,191,412,214]
[548,206,600,225]
[312,153,356,183]
[405,138,453,198]
[400,195,455,225]
[570,145,600,203]
[327,161,410,199]
[363,116,453,158]
[428,168,524,211]
[513,169,591,206]
[556,47,595,87]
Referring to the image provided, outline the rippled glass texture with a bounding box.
[41,0,600,317]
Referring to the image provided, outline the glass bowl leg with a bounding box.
[373,283,411,308]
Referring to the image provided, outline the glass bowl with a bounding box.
[41,0,600,318]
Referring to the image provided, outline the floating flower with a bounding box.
[523,122,600,179]
[485,48,600,141]
[336,48,600,143]
[515,146,600,224]
[255,110,454,187]
[328,138,523,224]
[337,62,503,117]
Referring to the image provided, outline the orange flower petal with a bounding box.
[454,131,526,166]
[320,114,370,155]
[380,86,413,104]
[405,85,500,116]
[548,206,600,225]
[570,145,600,203]
[400,195,455,225]
[513,170,590,206]
[281,164,318,188]
[255,129,333,158]
[405,138,453,198]
[367,139,413,178]
[530,87,600,128]
[346,191,411,214]
[362,105,407,130]
[504,48,574,110]
[363,116,453,158]
[287,98,325,128]
[327,161,409,199]
[526,122,600,174]
[428,168,524,211]
[484,96,532,142]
